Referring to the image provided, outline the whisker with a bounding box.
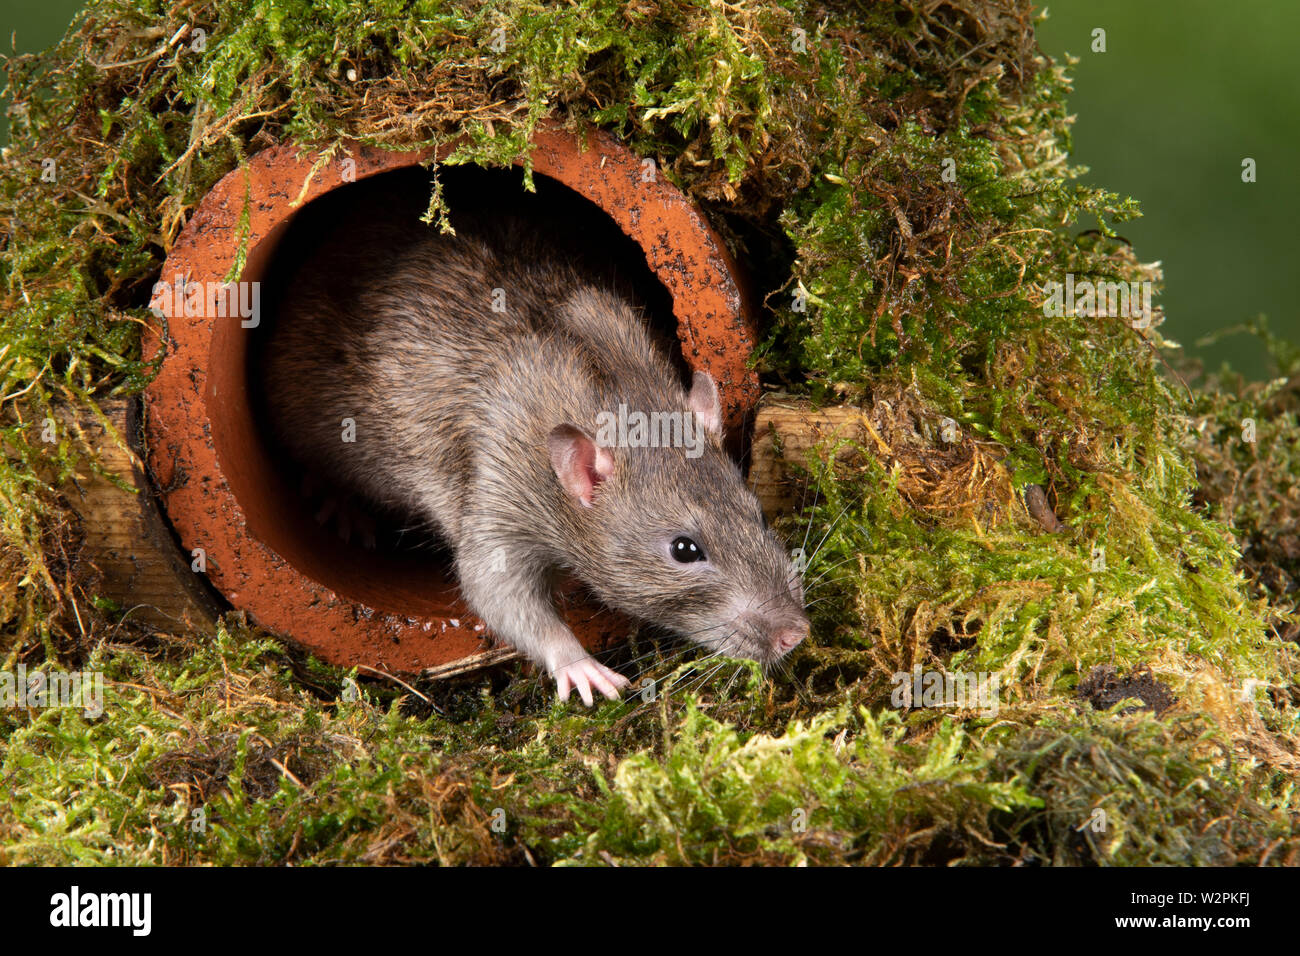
[797,463,824,559]
[801,596,837,611]
[803,499,857,570]
[801,553,858,591]
[719,663,748,699]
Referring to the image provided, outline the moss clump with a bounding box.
[2,0,1297,865]
[1186,318,1300,644]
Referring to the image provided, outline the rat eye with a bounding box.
[670,536,706,563]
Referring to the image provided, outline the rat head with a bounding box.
[547,372,809,666]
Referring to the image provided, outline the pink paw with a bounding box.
[553,656,629,706]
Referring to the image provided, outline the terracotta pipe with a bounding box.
[144,123,759,674]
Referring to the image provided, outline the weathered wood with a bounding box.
[59,397,223,631]
[750,396,868,517]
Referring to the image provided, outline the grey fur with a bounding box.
[261,210,808,693]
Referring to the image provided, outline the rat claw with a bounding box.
[359,524,377,551]
[590,666,627,701]
[314,497,339,525]
[311,492,378,548]
[553,656,628,706]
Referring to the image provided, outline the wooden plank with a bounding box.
[750,396,866,517]
[58,397,223,632]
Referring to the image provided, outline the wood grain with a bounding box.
[59,397,223,631]
[750,396,867,517]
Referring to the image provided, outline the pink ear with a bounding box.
[548,424,615,507]
[688,371,723,437]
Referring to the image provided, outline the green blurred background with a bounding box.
[4,1,1296,379]
[1036,0,1300,380]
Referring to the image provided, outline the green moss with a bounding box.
[1,0,1297,865]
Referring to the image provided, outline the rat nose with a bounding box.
[774,621,809,655]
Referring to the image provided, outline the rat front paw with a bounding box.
[553,656,629,706]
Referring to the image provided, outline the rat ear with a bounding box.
[688,370,723,437]
[548,424,615,507]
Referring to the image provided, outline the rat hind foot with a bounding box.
[299,475,378,549]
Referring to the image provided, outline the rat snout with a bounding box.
[748,599,810,664]
[719,594,810,665]
[748,556,811,663]
[773,620,809,655]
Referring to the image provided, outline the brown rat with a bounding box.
[259,192,808,704]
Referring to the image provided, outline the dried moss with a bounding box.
[1187,318,1300,643]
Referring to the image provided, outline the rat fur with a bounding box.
[260,197,808,703]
